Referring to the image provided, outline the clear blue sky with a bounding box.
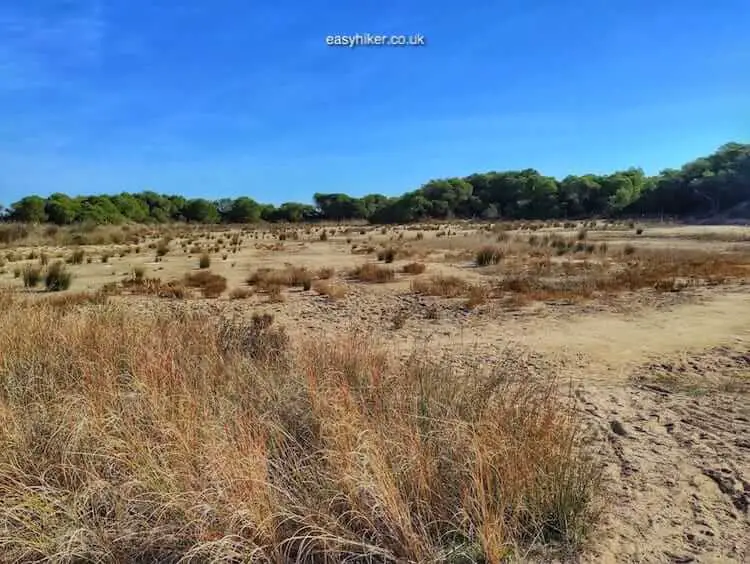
[1,0,748,206]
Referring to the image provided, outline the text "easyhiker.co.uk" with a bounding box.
[325,33,426,48]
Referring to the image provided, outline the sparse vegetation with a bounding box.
[402,261,427,274]
[184,270,227,298]
[44,261,73,292]
[350,263,395,283]
[22,264,42,288]
[476,245,504,266]
[0,217,749,562]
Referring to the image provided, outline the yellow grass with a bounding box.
[0,292,600,562]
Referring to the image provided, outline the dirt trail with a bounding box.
[541,292,750,564]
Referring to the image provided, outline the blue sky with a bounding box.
[1,0,748,206]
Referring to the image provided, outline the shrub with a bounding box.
[199,252,211,269]
[132,266,146,283]
[636,228,644,235]
[350,263,395,283]
[66,248,86,264]
[402,262,427,275]
[44,262,72,292]
[624,244,636,256]
[184,271,227,298]
[412,275,469,297]
[22,265,42,288]
[475,246,504,267]
[156,240,170,257]
[382,247,396,263]
[229,287,254,300]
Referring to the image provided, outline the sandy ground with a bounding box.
[2,222,749,563]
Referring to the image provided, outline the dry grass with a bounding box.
[402,262,427,275]
[0,295,600,562]
[247,266,313,290]
[184,270,228,298]
[411,275,470,298]
[475,246,504,267]
[350,263,396,283]
[312,280,348,300]
[229,287,254,300]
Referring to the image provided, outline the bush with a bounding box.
[377,247,396,263]
[22,265,42,288]
[66,248,85,264]
[402,262,427,275]
[229,287,254,300]
[44,262,72,292]
[411,275,469,297]
[199,252,211,269]
[132,266,146,283]
[156,240,170,257]
[184,271,227,298]
[350,263,395,283]
[475,246,504,266]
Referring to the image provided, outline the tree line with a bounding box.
[2,142,748,225]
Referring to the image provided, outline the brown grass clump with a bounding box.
[350,263,396,283]
[199,251,211,269]
[247,266,312,290]
[377,247,396,263]
[0,297,599,561]
[312,280,348,300]
[402,261,427,275]
[229,287,254,300]
[184,270,228,298]
[44,261,73,292]
[476,245,504,266]
[316,266,335,280]
[22,264,42,288]
[67,247,85,264]
[43,290,109,309]
[411,275,470,297]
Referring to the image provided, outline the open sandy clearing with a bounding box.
[1,221,749,562]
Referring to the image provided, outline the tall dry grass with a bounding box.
[0,292,600,562]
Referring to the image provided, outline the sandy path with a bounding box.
[518,291,750,378]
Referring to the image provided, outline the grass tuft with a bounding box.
[0,299,601,561]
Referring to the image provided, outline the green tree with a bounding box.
[225,197,261,223]
[183,199,220,223]
[45,193,80,225]
[9,196,47,223]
